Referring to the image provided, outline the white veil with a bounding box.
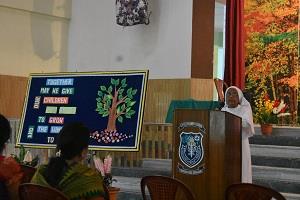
[222,86,255,136]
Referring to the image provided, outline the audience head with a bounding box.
[56,122,90,160]
[0,114,11,153]
[45,122,90,188]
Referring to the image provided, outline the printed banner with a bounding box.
[245,0,299,125]
[17,70,148,151]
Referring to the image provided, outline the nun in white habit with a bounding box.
[221,86,255,183]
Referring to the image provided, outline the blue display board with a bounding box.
[17,70,148,151]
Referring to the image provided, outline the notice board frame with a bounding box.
[16,70,148,151]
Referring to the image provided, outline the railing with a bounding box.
[7,120,174,168]
[109,123,173,167]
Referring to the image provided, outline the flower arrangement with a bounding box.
[11,145,39,167]
[93,154,116,187]
[254,95,277,124]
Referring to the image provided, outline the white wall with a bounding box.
[0,0,71,77]
[68,0,193,79]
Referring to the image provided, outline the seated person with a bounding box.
[31,122,106,200]
[0,113,23,200]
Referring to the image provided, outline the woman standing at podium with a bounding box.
[222,86,255,183]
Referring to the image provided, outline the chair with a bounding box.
[226,183,286,200]
[19,183,69,200]
[0,181,9,199]
[20,164,36,183]
[141,175,196,200]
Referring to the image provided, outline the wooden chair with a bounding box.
[226,183,286,200]
[141,175,196,200]
[20,164,36,183]
[19,183,69,200]
[0,181,9,199]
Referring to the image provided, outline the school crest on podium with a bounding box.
[177,122,205,175]
[179,132,203,168]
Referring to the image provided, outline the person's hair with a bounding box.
[44,122,90,187]
[0,114,11,153]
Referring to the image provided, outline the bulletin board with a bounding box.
[16,70,148,151]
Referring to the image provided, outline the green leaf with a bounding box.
[102,111,109,117]
[125,98,131,103]
[129,101,136,107]
[19,145,26,162]
[121,78,126,85]
[115,79,120,86]
[107,95,113,99]
[96,97,102,102]
[121,103,126,110]
[132,89,137,95]
[119,89,124,94]
[97,91,103,97]
[129,110,136,115]
[127,88,133,95]
[111,78,116,85]
[118,116,123,123]
[107,99,111,106]
[118,95,123,100]
[117,106,121,114]
[100,86,106,91]
[108,86,113,93]
[125,113,131,118]
[103,104,107,109]
[126,107,131,112]
[96,103,102,109]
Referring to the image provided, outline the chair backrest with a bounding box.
[141,175,196,200]
[226,183,286,200]
[0,181,9,199]
[19,183,69,200]
[20,165,36,183]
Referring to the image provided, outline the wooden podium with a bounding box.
[173,109,241,200]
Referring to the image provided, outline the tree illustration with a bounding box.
[95,78,137,131]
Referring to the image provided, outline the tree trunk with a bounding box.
[106,89,118,131]
[106,107,117,131]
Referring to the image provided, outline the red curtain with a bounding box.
[224,0,245,90]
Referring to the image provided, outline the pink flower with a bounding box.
[93,154,112,176]
[93,156,104,176]
[103,155,112,174]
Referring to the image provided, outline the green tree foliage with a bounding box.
[95,78,137,130]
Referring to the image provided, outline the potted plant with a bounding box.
[254,96,277,135]
[93,154,119,200]
[12,145,39,167]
